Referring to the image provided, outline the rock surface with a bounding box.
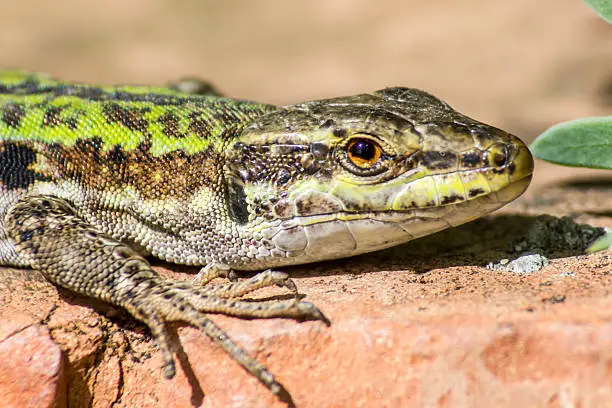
[0,324,66,408]
[1,195,612,407]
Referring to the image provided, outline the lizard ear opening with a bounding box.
[225,175,249,225]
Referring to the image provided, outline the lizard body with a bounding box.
[0,72,533,396]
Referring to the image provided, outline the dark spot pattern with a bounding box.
[461,152,481,168]
[158,112,185,138]
[311,142,329,159]
[421,150,457,170]
[277,169,291,184]
[64,116,79,129]
[332,128,347,138]
[272,199,293,219]
[41,106,84,130]
[107,145,128,164]
[19,229,34,242]
[319,118,335,128]
[0,143,51,189]
[73,138,103,164]
[188,112,217,139]
[42,106,64,127]
[294,193,343,216]
[2,103,25,128]
[468,188,485,198]
[103,103,149,133]
[441,194,462,205]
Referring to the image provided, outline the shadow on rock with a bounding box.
[558,177,612,189]
[284,214,605,277]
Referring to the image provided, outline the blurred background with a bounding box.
[1,0,611,158]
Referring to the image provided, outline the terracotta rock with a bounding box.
[1,165,612,407]
[0,325,66,408]
[1,218,612,407]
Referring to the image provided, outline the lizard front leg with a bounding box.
[5,194,328,395]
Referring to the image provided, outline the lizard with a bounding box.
[0,71,533,397]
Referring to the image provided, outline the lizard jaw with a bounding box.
[237,174,531,271]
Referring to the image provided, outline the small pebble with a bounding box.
[486,253,550,274]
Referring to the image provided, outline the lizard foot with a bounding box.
[5,194,328,396]
[195,264,299,299]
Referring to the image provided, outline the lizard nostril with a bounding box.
[485,143,511,169]
[492,151,507,167]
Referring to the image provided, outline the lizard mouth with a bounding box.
[283,173,531,228]
[272,173,530,234]
[240,174,531,271]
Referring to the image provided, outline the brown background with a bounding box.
[3,0,612,142]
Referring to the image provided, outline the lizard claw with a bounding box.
[296,301,331,326]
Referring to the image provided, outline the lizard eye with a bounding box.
[347,138,382,169]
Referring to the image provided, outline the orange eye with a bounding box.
[347,139,382,168]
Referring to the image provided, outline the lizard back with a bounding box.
[0,72,275,265]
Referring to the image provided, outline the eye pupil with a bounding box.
[350,141,376,160]
[346,138,382,170]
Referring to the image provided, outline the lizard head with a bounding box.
[224,87,533,269]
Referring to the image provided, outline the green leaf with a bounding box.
[587,229,612,252]
[530,116,612,169]
[583,0,612,23]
